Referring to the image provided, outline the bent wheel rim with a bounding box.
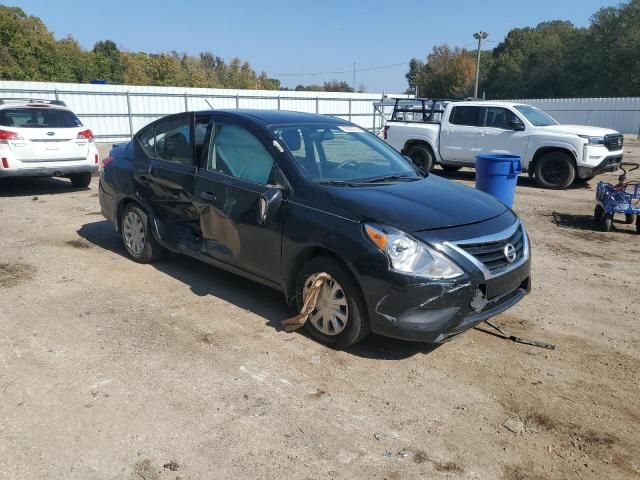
[541,160,570,186]
[123,211,146,256]
[304,274,349,336]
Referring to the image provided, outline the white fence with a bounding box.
[0,81,401,142]
[509,97,640,135]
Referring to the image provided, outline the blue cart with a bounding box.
[594,163,640,233]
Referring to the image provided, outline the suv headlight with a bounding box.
[365,224,463,279]
[578,135,605,145]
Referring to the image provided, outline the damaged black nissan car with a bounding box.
[99,110,531,347]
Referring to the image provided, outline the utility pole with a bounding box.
[352,61,356,92]
[473,31,488,99]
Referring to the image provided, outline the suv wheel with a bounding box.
[69,172,92,188]
[406,144,434,173]
[534,152,576,189]
[120,204,163,263]
[295,256,369,347]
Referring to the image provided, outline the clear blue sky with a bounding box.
[9,0,618,93]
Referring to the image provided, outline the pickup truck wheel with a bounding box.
[534,152,576,189]
[295,256,370,348]
[406,145,434,173]
[441,165,462,172]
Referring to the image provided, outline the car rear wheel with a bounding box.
[406,144,434,174]
[295,256,369,347]
[69,172,92,188]
[120,204,163,263]
[534,152,576,189]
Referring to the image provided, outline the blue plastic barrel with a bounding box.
[475,154,522,207]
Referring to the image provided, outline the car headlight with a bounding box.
[365,224,463,279]
[578,135,605,145]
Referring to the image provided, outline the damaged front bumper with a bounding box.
[351,216,532,343]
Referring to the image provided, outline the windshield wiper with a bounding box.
[317,180,362,187]
[358,174,421,184]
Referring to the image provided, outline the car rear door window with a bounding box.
[207,123,274,184]
[142,116,194,165]
[449,106,482,127]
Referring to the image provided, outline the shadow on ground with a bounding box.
[551,211,637,234]
[78,220,434,360]
[0,177,91,197]
[433,167,593,190]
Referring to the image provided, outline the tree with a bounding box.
[323,80,354,92]
[92,40,124,83]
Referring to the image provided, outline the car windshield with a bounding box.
[272,123,419,184]
[514,105,558,127]
[0,107,83,128]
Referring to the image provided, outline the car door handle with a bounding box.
[199,191,216,201]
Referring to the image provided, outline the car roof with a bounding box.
[196,109,347,126]
[451,101,528,108]
[0,102,70,111]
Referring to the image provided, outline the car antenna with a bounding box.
[204,98,214,109]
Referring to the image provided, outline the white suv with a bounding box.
[0,99,99,187]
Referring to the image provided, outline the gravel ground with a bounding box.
[1,144,639,479]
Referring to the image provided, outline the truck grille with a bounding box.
[604,134,623,151]
[458,225,525,273]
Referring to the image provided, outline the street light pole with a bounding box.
[473,31,488,99]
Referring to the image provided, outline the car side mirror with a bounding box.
[510,119,525,131]
[257,187,283,225]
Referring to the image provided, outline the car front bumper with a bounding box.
[350,214,531,343]
[578,154,623,179]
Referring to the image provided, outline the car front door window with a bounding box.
[208,123,275,184]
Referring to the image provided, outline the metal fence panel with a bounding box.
[509,97,640,134]
[0,81,401,142]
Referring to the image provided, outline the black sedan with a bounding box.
[99,110,530,347]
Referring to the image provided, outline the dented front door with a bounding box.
[193,118,284,283]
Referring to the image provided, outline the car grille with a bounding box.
[457,225,525,273]
[604,134,623,151]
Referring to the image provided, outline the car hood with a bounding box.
[539,124,619,136]
[325,174,507,232]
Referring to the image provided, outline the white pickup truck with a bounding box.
[381,99,624,189]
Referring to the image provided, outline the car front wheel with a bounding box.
[534,152,576,189]
[120,204,163,263]
[295,256,369,347]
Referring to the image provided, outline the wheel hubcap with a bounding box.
[123,211,146,256]
[304,274,349,336]
[541,160,569,185]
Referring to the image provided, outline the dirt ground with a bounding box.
[1,144,639,480]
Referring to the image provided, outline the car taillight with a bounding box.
[102,156,114,168]
[95,154,99,164]
[0,129,20,141]
[1,158,8,168]
[77,129,95,141]
[383,125,390,140]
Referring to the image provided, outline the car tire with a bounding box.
[594,204,604,223]
[406,144,434,173]
[636,215,640,234]
[601,212,613,232]
[440,164,462,172]
[534,152,576,189]
[69,172,92,188]
[120,204,163,263]
[295,256,370,348]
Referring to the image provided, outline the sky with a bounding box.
[9,0,619,93]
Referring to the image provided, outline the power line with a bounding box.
[272,61,408,77]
